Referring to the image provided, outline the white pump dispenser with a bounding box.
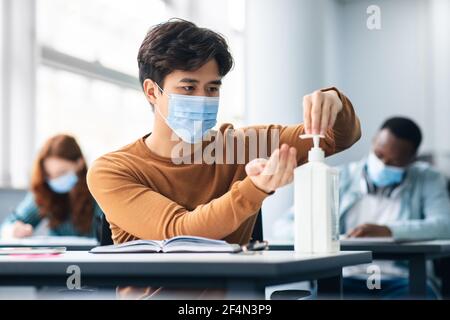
[303,134,325,162]
[294,134,340,254]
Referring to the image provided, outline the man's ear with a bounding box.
[407,150,418,165]
[143,79,159,106]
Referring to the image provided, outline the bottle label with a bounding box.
[330,172,340,242]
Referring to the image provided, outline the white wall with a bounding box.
[430,0,450,173]
[336,0,433,163]
[336,0,450,170]
[246,0,450,239]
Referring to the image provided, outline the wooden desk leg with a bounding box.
[408,254,427,298]
[317,270,343,300]
[226,280,266,300]
[440,257,450,299]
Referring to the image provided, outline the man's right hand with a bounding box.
[245,144,297,194]
[12,221,34,238]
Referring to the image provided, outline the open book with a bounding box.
[89,236,242,254]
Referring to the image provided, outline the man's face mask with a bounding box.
[154,83,219,144]
[366,152,406,187]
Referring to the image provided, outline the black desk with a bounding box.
[270,239,450,298]
[0,250,371,299]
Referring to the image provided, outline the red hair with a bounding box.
[31,135,94,234]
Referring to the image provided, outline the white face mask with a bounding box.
[47,171,78,194]
[366,152,406,187]
[154,83,219,144]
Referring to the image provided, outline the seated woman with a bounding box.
[1,134,103,238]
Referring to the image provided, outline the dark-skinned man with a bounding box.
[275,117,450,298]
[340,117,450,241]
[340,117,450,299]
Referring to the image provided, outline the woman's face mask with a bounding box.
[366,152,406,187]
[155,83,219,144]
[47,171,79,194]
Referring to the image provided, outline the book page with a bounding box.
[163,236,229,246]
[162,236,240,253]
[90,239,163,253]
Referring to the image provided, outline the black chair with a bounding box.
[98,213,113,246]
[447,179,450,198]
[251,209,264,242]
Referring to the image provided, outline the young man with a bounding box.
[87,19,361,248]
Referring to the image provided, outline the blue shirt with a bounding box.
[272,159,450,242]
[339,159,450,240]
[1,192,103,238]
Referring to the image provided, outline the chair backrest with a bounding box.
[99,209,264,245]
[447,179,450,197]
[99,213,113,245]
[251,209,264,242]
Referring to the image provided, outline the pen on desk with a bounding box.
[241,240,269,252]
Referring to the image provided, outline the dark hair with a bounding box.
[380,117,422,153]
[137,19,234,90]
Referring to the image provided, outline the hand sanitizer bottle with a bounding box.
[294,134,340,254]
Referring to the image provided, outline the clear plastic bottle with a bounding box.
[294,134,340,254]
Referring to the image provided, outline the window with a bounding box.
[36,66,153,163]
[36,0,169,163]
[37,0,169,75]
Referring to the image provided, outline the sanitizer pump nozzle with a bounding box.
[300,134,325,162]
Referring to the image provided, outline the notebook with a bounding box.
[0,247,67,255]
[339,236,432,245]
[89,236,242,254]
[0,236,98,247]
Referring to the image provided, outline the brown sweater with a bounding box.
[87,87,361,245]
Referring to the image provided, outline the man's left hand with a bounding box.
[347,224,393,238]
